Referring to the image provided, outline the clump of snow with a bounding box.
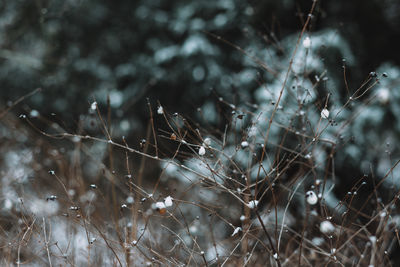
[241,141,249,149]
[157,105,164,114]
[164,196,173,207]
[369,236,377,244]
[320,220,335,234]
[203,137,211,146]
[46,195,57,201]
[155,201,166,210]
[198,146,206,156]
[231,227,242,236]
[246,200,259,209]
[303,36,311,48]
[306,190,318,205]
[90,101,97,111]
[321,108,330,119]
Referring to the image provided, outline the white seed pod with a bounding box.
[157,106,164,114]
[306,190,318,205]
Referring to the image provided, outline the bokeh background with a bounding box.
[1,0,400,120]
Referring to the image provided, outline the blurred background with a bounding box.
[1,0,399,122]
